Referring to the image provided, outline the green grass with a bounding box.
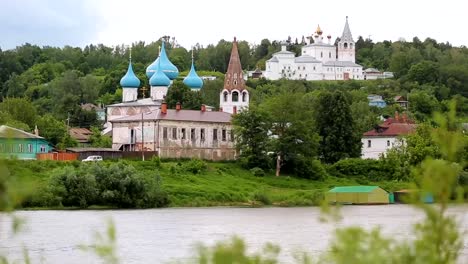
[3,159,412,208]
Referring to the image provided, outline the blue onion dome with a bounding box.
[149,67,171,87]
[120,61,140,88]
[158,41,179,80]
[146,56,159,79]
[183,61,203,89]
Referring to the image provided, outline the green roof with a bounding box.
[328,186,380,193]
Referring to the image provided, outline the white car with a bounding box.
[82,155,103,162]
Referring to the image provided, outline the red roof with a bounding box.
[363,117,416,137]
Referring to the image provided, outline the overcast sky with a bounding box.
[1,0,467,50]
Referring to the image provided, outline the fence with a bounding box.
[36,152,79,161]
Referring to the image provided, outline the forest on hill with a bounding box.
[0,35,467,149]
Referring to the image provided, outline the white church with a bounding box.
[103,38,248,160]
[263,17,363,81]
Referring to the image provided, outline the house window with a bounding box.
[163,127,168,139]
[0,144,4,152]
[298,66,300,70]
[172,128,177,139]
[181,128,186,139]
[367,140,371,148]
[222,129,227,141]
[18,144,24,153]
[313,66,316,71]
[40,145,46,152]
[329,52,331,58]
[200,129,205,141]
[344,42,348,49]
[242,92,247,102]
[191,128,196,141]
[387,140,390,147]
[230,130,235,141]
[234,80,237,85]
[223,91,228,102]
[232,91,239,102]
[9,144,14,152]
[213,129,218,141]
[28,144,32,153]
[320,52,323,58]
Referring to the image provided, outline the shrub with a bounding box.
[293,156,328,180]
[253,191,271,205]
[250,167,265,177]
[182,159,207,174]
[151,156,162,168]
[330,158,392,181]
[48,166,98,208]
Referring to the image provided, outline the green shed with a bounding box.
[327,186,389,205]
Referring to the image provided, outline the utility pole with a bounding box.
[141,111,145,161]
[66,112,70,132]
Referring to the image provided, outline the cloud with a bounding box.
[0,0,102,50]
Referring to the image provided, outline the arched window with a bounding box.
[232,91,239,102]
[234,80,237,85]
[223,91,228,102]
[344,43,348,49]
[329,52,331,58]
[242,92,247,102]
[350,43,353,49]
[320,52,323,58]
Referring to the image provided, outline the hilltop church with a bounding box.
[105,38,248,160]
[263,17,363,81]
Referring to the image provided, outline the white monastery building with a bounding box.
[264,17,363,81]
[361,113,416,159]
[106,38,248,160]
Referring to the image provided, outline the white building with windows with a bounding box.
[361,113,416,159]
[264,17,363,81]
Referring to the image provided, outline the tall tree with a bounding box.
[233,108,272,169]
[316,90,361,163]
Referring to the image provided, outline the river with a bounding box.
[1,205,467,263]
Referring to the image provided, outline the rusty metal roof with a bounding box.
[111,109,232,124]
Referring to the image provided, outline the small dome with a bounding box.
[120,62,140,88]
[149,68,170,87]
[183,62,203,89]
[146,57,160,79]
[158,41,179,80]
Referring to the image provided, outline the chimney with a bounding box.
[176,102,181,111]
[201,104,206,112]
[34,125,39,136]
[233,106,237,115]
[161,101,167,114]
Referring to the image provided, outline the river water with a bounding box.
[0,205,467,263]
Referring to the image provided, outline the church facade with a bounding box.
[107,38,247,160]
[264,17,363,81]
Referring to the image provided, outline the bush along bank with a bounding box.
[2,158,428,209]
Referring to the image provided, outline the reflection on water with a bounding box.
[0,205,467,263]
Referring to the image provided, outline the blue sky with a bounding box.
[1,0,467,50]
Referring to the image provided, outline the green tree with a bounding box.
[36,114,68,146]
[89,127,112,148]
[316,91,361,163]
[233,108,272,169]
[407,60,439,84]
[0,97,37,128]
[164,81,202,110]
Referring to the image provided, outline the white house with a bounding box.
[361,113,416,159]
[264,17,363,81]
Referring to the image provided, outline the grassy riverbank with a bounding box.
[3,159,412,208]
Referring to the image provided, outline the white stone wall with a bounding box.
[151,86,168,101]
[338,42,356,63]
[122,88,138,102]
[111,119,237,160]
[361,136,402,159]
[219,89,249,114]
[302,45,336,63]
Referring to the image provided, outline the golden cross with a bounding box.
[141,86,148,98]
